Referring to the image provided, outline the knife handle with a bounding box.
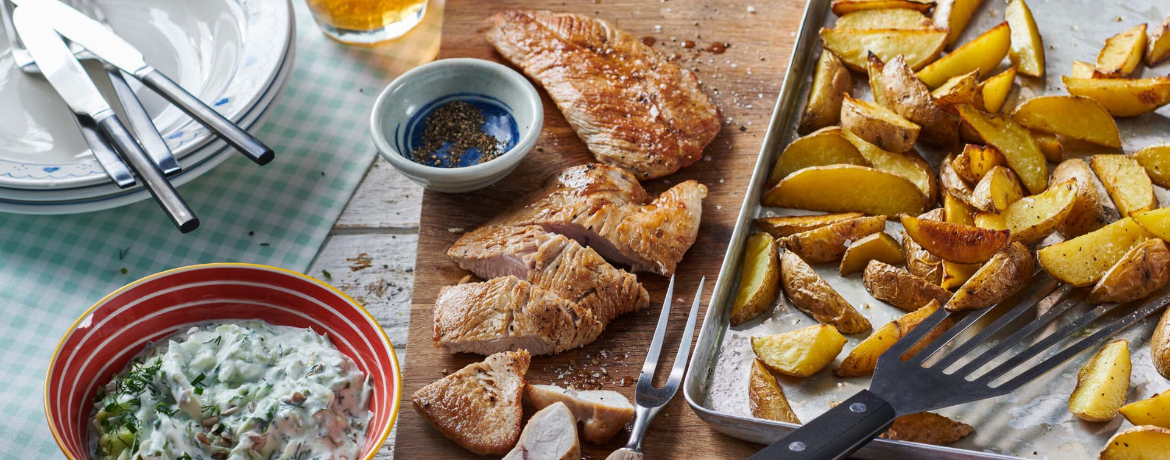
[96,115,200,234]
[140,70,274,166]
[108,67,181,176]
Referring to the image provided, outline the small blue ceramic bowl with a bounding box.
[370,58,543,193]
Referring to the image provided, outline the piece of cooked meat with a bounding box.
[448,225,648,324]
[412,350,531,455]
[434,276,605,356]
[484,163,707,276]
[485,10,721,179]
[503,402,582,460]
[525,384,635,444]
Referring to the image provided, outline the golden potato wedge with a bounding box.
[837,8,935,30]
[952,144,1006,184]
[1052,159,1108,238]
[799,52,854,134]
[1121,391,1170,429]
[748,358,800,423]
[1153,307,1170,379]
[1038,217,1155,286]
[948,242,1033,311]
[974,212,1007,231]
[1069,339,1130,422]
[1070,60,1096,79]
[1134,208,1170,242]
[830,0,934,15]
[1099,425,1170,459]
[780,251,872,334]
[836,300,950,377]
[1091,155,1159,218]
[902,214,1011,264]
[762,165,929,217]
[918,22,1011,88]
[903,209,946,285]
[932,0,984,47]
[1097,24,1147,78]
[1132,144,1170,189]
[957,104,1048,194]
[1087,239,1170,305]
[931,71,982,113]
[755,212,866,239]
[1003,180,1079,244]
[880,412,974,445]
[1063,76,1170,118]
[1149,15,1170,66]
[1011,96,1122,149]
[819,28,948,72]
[940,155,978,206]
[731,233,781,326]
[871,54,958,147]
[863,260,953,311]
[843,130,937,204]
[1004,0,1044,77]
[868,52,889,106]
[781,215,888,263]
[770,127,868,185]
[840,95,922,153]
[980,66,1017,113]
[971,166,1026,214]
[941,261,982,290]
[752,324,847,377]
[1030,131,1063,163]
[945,192,976,226]
[840,232,905,276]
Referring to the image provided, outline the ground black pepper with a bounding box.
[412,101,502,167]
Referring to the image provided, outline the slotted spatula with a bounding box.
[749,272,1170,460]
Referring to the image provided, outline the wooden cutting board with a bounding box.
[395,0,806,457]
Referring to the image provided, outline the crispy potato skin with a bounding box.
[840,95,921,153]
[1152,307,1170,379]
[731,233,781,326]
[948,242,1033,311]
[1069,340,1130,422]
[835,300,950,377]
[1005,0,1044,77]
[863,260,952,311]
[880,412,974,445]
[799,52,853,134]
[1099,425,1170,459]
[763,165,928,217]
[780,250,872,334]
[770,127,868,185]
[1052,159,1107,238]
[902,209,946,285]
[1039,217,1155,287]
[1091,155,1159,218]
[781,216,888,263]
[839,232,906,276]
[940,155,978,207]
[748,358,801,423]
[1011,96,1121,149]
[901,215,1011,264]
[872,54,958,147]
[755,212,865,239]
[1088,239,1170,305]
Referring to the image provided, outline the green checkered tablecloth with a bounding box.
[0,0,440,457]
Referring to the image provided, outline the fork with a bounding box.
[608,275,705,460]
[750,273,1170,459]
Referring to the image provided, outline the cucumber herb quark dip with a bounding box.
[91,321,373,460]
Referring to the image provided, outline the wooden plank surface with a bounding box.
[396,0,805,457]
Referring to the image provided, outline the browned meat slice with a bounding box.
[525,384,635,444]
[485,10,721,179]
[433,276,604,356]
[484,163,707,276]
[503,402,581,460]
[447,225,648,324]
[412,350,531,455]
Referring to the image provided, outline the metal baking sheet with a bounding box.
[684,0,1170,458]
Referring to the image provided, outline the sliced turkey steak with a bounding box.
[412,350,531,455]
[525,384,635,444]
[503,402,582,460]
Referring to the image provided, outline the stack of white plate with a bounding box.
[0,0,294,214]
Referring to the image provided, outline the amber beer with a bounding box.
[305,0,427,44]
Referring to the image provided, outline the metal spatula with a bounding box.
[750,272,1170,460]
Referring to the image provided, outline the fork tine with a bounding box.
[665,277,705,386]
[952,291,1083,376]
[638,275,675,381]
[975,301,1119,383]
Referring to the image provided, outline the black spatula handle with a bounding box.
[748,390,896,460]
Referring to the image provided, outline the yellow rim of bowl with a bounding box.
[44,262,403,460]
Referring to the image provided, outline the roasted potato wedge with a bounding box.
[918,22,1011,88]
[1091,155,1158,218]
[1069,339,1130,422]
[903,209,946,285]
[830,0,934,15]
[1030,131,1063,163]
[799,52,853,134]
[871,54,958,147]
[1052,159,1107,238]
[1099,425,1170,459]
[863,260,953,311]
[1038,217,1155,287]
[980,66,1017,113]
[932,0,984,47]
[971,166,1026,214]
[836,300,950,377]
[940,155,978,206]
[945,192,976,226]
[843,130,937,204]
[748,358,800,423]
[840,95,922,153]
[952,144,1005,184]
[763,165,929,217]
[770,127,868,184]
[1134,208,1170,242]
[931,71,982,113]
[868,52,889,106]
[781,216,888,263]
[819,28,948,72]
[1152,307,1170,379]
[1088,239,1170,304]
[1070,60,1096,79]
[941,261,982,290]
[1011,96,1122,149]
[1133,145,1170,189]
[974,212,1007,230]
[957,104,1048,194]
[1149,15,1170,66]
[780,251,872,334]
[837,8,936,30]
[839,232,905,276]
[948,242,1033,311]
[1120,391,1170,429]
[1004,0,1044,76]
[880,412,974,445]
[1097,24,1147,78]
[1063,76,1170,117]
[731,233,781,326]
[1003,180,1078,244]
[755,212,865,239]
[751,324,847,377]
[902,214,1011,264]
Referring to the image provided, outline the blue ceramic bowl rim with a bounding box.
[369,58,543,178]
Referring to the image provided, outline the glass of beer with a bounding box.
[305,0,428,45]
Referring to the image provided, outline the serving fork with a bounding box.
[608,276,705,460]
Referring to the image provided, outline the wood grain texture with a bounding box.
[336,157,424,229]
[397,0,804,457]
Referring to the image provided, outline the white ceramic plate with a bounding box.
[0,0,290,190]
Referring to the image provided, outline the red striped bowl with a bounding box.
[44,263,402,459]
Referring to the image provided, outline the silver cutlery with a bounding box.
[608,276,705,460]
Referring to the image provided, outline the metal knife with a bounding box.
[13,6,198,233]
[15,0,275,166]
